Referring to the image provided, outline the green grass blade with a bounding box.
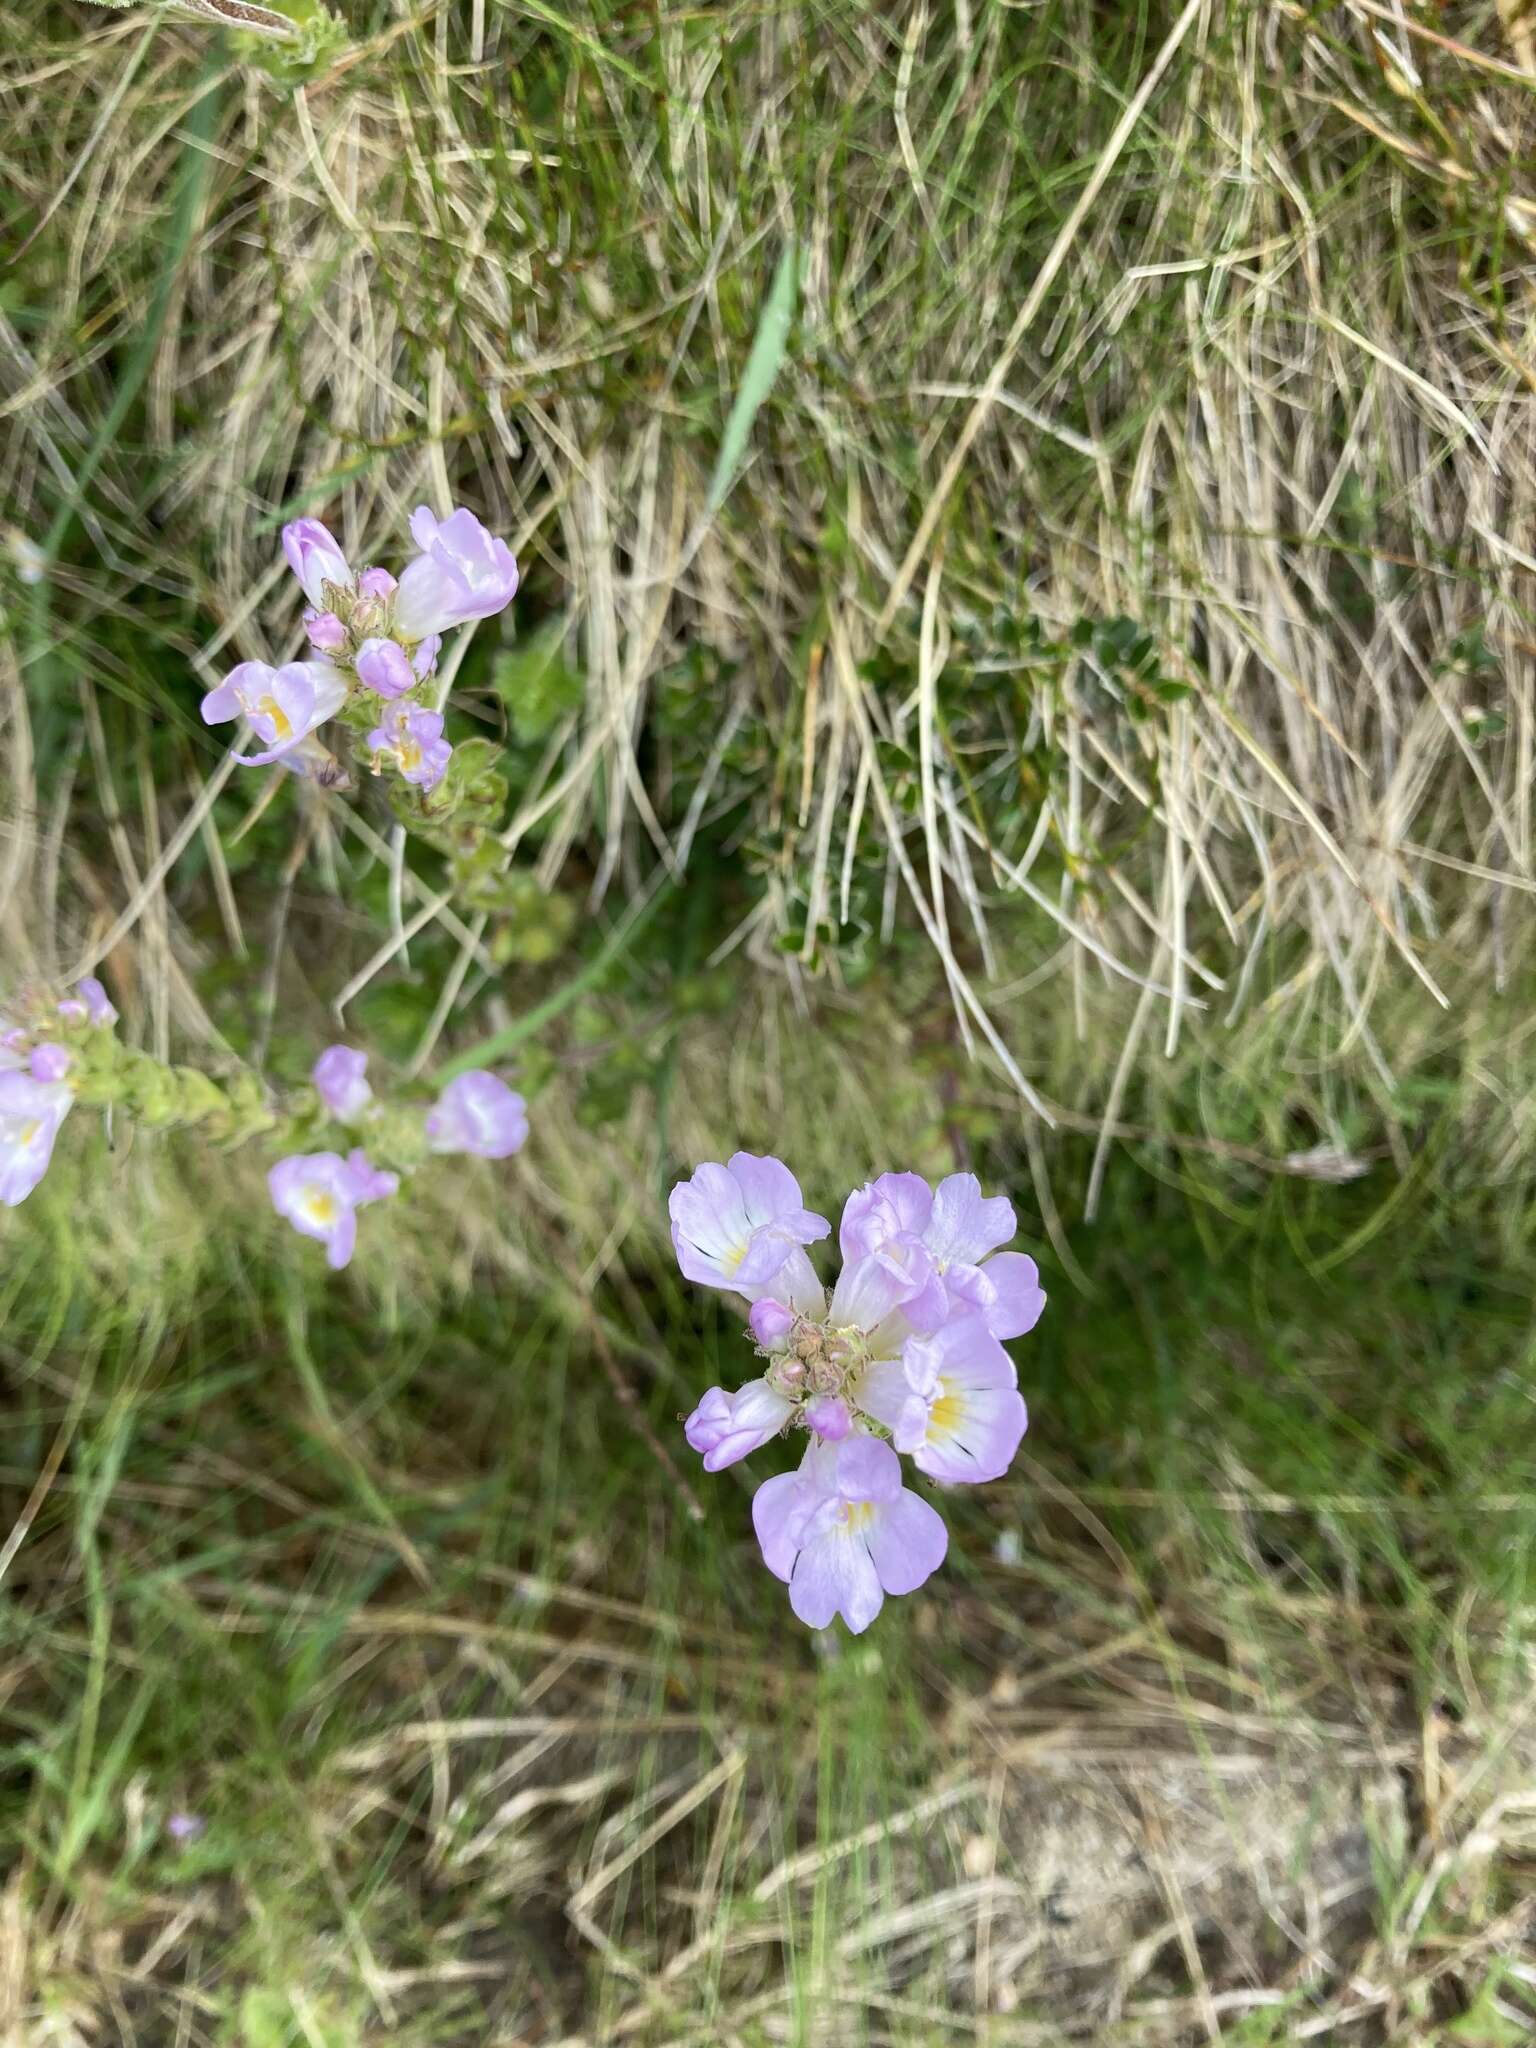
[705,235,798,517]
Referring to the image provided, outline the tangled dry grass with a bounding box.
[5,1,1536,1192]
[6,2,1536,2042]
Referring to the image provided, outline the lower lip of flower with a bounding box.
[256,695,293,740]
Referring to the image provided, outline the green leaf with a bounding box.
[237,1988,296,2048]
[1439,620,1500,678]
[1462,709,1506,746]
[705,235,798,517]
[492,619,586,744]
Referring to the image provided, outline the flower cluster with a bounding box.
[0,979,529,1268]
[201,506,519,794]
[268,1048,528,1269]
[671,1155,1046,1634]
[0,978,117,1207]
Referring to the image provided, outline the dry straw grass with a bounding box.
[3,0,1536,1194]
[6,3,1536,2040]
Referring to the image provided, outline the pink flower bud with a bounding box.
[354,637,415,700]
[803,1395,853,1442]
[750,1297,796,1347]
[28,1043,71,1084]
[304,609,347,654]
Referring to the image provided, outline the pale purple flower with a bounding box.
[29,1043,71,1084]
[425,1071,528,1159]
[56,976,117,1028]
[669,1154,830,1296]
[839,1172,933,1262]
[854,1312,1026,1485]
[678,1233,949,1477]
[840,1171,1046,1340]
[366,703,452,791]
[411,634,441,679]
[304,609,347,654]
[312,1045,372,1121]
[393,506,520,639]
[684,1380,796,1471]
[201,660,349,766]
[345,1148,399,1202]
[282,517,352,608]
[354,637,415,699]
[673,1159,1041,1628]
[0,1070,73,1207]
[267,1149,393,1270]
[686,1230,946,1470]
[166,1812,206,1845]
[826,1229,949,1338]
[752,1436,948,1634]
[356,565,397,600]
[78,976,117,1027]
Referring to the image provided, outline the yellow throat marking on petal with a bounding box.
[301,1190,338,1226]
[721,1238,749,1275]
[255,694,293,740]
[841,1501,876,1533]
[18,1119,41,1147]
[927,1379,964,1441]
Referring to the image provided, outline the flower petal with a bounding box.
[325,1206,358,1270]
[828,1244,934,1333]
[756,1245,828,1319]
[912,1383,1027,1485]
[977,1252,1046,1339]
[684,1388,733,1458]
[0,1071,72,1207]
[925,1172,1016,1266]
[850,1359,931,1453]
[698,1379,795,1471]
[831,1433,903,1504]
[728,1152,816,1231]
[839,1171,932,1261]
[354,637,416,699]
[752,1469,809,1581]
[282,518,352,607]
[789,1528,884,1633]
[424,1071,528,1158]
[668,1156,824,1294]
[865,1490,948,1596]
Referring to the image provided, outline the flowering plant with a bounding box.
[671,1155,1045,1632]
[264,1045,528,1269]
[1,982,528,1278]
[201,505,518,798]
